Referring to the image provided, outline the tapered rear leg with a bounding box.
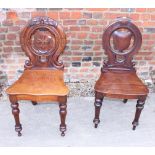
[132,96,146,130]
[93,91,104,128]
[59,96,67,136]
[9,95,22,136]
[123,99,128,103]
[31,101,38,105]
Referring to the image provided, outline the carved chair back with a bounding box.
[102,17,142,72]
[20,16,66,70]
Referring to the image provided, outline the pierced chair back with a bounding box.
[20,16,66,70]
[102,17,142,72]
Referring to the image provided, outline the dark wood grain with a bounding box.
[6,16,69,136]
[94,17,149,130]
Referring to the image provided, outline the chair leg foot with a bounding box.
[132,126,136,130]
[93,92,103,128]
[15,124,22,136]
[132,97,146,130]
[32,101,38,105]
[59,96,67,137]
[61,132,65,137]
[94,123,99,128]
[132,122,139,130]
[17,131,22,136]
[9,95,22,137]
[60,125,66,136]
[18,132,22,136]
[123,99,128,103]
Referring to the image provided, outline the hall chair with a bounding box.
[6,17,69,136]
[93,17,149,130]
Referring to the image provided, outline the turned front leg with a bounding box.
[9,95,22,136]
[132,96,146,130]
[59,96,67,136]
[93,92,104,128]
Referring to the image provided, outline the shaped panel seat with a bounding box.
[7,70,69,96]
[95,71,148,98]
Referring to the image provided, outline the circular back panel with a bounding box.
[103,17,142,56]
[31,28,56,55]
[20,16,66,69]
[102,17,142,71]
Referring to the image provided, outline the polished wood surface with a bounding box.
[7,70,69,96]
[102,17,142,72]
[20,16,66,70]
[95,71,148,99]
[93,17,149,130]
[6,16,68,137]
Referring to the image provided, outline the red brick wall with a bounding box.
[0,8,155,84]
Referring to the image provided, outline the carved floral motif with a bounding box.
[31,29,55,55]
[20,16,66,70]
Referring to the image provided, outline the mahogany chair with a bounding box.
[6,17,69,136]
[93,17,149,130]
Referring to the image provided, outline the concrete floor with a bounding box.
[0,93,155,147]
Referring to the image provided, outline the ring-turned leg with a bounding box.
[59,96,67,136]
[123,99,128,103]
[9,95,22,136]
[31,101,38,105]
[132,96,146,130]
[93,91,104,128]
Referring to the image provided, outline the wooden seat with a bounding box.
[7,70,69,96]
[93,17,149,130]
[95,71,148,98]
[6,16,69,137]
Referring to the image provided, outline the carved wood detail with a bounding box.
[9,95,22,136]
[132,96,146,130]
[59,96,67,136]
[93,91,103,128]
[20,16,66,70]
[102,17,142,72]
[6,17,69,137]
[94,17,148,131]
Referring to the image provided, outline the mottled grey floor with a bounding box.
[0,94,155,147]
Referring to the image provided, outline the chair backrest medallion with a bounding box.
[20,16,66,70]
[102,17,142,72]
